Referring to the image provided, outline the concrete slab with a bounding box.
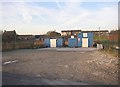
[38,48,97,52]
[2,72,87,85]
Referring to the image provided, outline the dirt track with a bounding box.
[2,48,118,85]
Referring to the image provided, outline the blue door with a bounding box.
[68,38,77,48]
[44,38,50,47]
[88,32,94,47]
[88,37,93,47]
[77,38,82,47]
[77,33,82,47]
[57,38,63,47]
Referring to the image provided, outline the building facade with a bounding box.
[61,30,81,36]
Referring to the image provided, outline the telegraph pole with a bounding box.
[99,27,100,40]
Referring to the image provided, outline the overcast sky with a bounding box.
[0,0,119,35]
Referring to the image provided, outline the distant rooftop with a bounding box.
[61,30,109,32]
[61,30,81,32]
[82,30,109,32]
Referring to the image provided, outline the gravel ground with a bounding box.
[2,48,118,85]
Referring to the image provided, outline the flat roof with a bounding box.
[61,30,81,32]
[61,30,109,32]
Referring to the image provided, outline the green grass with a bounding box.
[100,40,119,57]
[100,48,119,57]
[94,34,119,57]
[93,35,108,41]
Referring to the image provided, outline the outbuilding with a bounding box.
[68,32,94,48]
[44,37,64,48]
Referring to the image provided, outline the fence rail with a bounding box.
[2,40,34,51]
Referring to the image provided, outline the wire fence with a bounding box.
[101,40,119,57]
[102,40,118,49]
